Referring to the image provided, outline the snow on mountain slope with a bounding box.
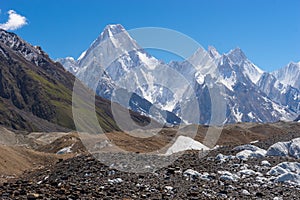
[257,73,300,113]
[178,46,296,123]
[191,47,299,122]
[56,57,79,75]
[75,24,141,90]
[188,47,263,93]
[77,50,87,61]
[59,24,299,125]
[0,29,48,66]
[217,48,297,122]
[272,62,300,90]
[77,24,140,68]
[207,46,221,59]
[64,24,181,124]
[225,48,263,84]
[187,47,218,79]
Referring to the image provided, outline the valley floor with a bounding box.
[0,121,300,199]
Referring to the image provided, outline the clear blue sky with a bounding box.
[1,0,299,71]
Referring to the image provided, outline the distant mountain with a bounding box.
[59,24,181,125]
[0,29,152,132]
[272,62,300,90]
[59,24,300,124]
[179,46,298,123]
[56,57,79,75]
[257,73,300,113]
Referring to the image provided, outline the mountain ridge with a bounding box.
[59,24,300,124]
[272,61,300,89]
[0,28,153,132]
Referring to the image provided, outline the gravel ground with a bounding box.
[1,146,299,199]
[1,122,300,199]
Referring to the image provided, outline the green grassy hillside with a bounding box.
[0,30,151,132]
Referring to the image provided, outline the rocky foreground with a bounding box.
[1,144,300,199]
[1,122,300,199]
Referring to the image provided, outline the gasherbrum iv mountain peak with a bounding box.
[0,28,152,132]
[58,24,300,125]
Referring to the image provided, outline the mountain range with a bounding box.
[1,25,300,199]
[59,24,300,125]
[0,28,152,132]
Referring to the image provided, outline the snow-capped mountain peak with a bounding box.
[56,57,79,75]
[99,24,135,47]
[226,47,247,64]
[76,24,141,75]
[241,62,264,84]
[272,61,300,89]
[60,24,178,124]
[0,29,47,65]
[218,47,264,84]
[208,46,221,59]
[105,24,126,35]
[59,24,300,125]
[288,61,300,69]
[188,47,218,76]
[100,24,127,41]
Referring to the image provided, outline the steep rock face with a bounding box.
[257,73,300,113]
[59,24,299,124]
[0,29,151,132]
[0,30,72,131]
[56,57,79,75]
[177,47,296,123]
[272,62,300,90]
[61,24,180,125]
